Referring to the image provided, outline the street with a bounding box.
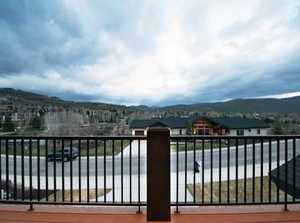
[1,139,300,177]
[1,139,299,202]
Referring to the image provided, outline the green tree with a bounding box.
[186,122,193,135]
[3,117,15,132]
[29,116,42,129]
[271,122,284,135]
[264,118,274,124]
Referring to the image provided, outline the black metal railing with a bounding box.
[170,135,300,212]
[0,136,146,211]
[0,134,299,214]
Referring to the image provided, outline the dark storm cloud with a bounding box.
[0,0,100,76]
[202,57,300,102]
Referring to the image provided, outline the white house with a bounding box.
[129,117,269,136]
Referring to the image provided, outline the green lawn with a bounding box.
[21,127,43,136]
[187,176,292,203]
[47,188,111,202]
[171,141,227,152]
[0,140,130,157]
[171,139,275,152]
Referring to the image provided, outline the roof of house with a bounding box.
[130,117,269,129]
[130,117,189,129]
[208,118,269,129]
[270,155,300,198]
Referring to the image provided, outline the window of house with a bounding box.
[257,129,261,135]
[237,129,244,136]
[179,129,182,135]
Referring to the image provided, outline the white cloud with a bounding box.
[1,0,300,105]
[258,92,300,99]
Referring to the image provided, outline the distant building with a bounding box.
[191,117,269,136]
[129,116,269,136]
[130,117,188,136]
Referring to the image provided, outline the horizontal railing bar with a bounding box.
[0,135,299,140]
[171,201,300,206]
[1,200,299,207]
[171,135,300,139]
[0,200,146,206]
[0,136,146,140]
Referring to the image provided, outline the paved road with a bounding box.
[1,139,300,177]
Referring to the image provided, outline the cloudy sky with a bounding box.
[0,0,300,106]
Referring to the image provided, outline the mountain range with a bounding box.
[1,88,300,114]
[0,88,132,112]
[159,97,300,114]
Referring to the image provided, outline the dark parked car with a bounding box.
[47,147,79,161]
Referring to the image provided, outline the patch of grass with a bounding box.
[0,139,130,157]
[187,176,292,203]
[47,188,111,202]
[171,139,276,152]
[23,127,42,132]
[171,142,226,152]
[88,140,130,156]
[21,127,43,136]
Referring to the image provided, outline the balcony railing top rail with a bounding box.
[0,135,146,140]
[171,135,300,139]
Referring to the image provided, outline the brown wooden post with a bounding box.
[147,125,170,221]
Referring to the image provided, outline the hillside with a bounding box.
[0,88,66,105]
[0,88,136,112]
[1,88,300,114]
[0,88,137,136]
[159,97,300,114]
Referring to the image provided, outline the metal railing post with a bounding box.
[147,127,170,221]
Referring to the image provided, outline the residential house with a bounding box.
[129,116,269,136]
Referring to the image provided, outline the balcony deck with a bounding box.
[1,205,300,223]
